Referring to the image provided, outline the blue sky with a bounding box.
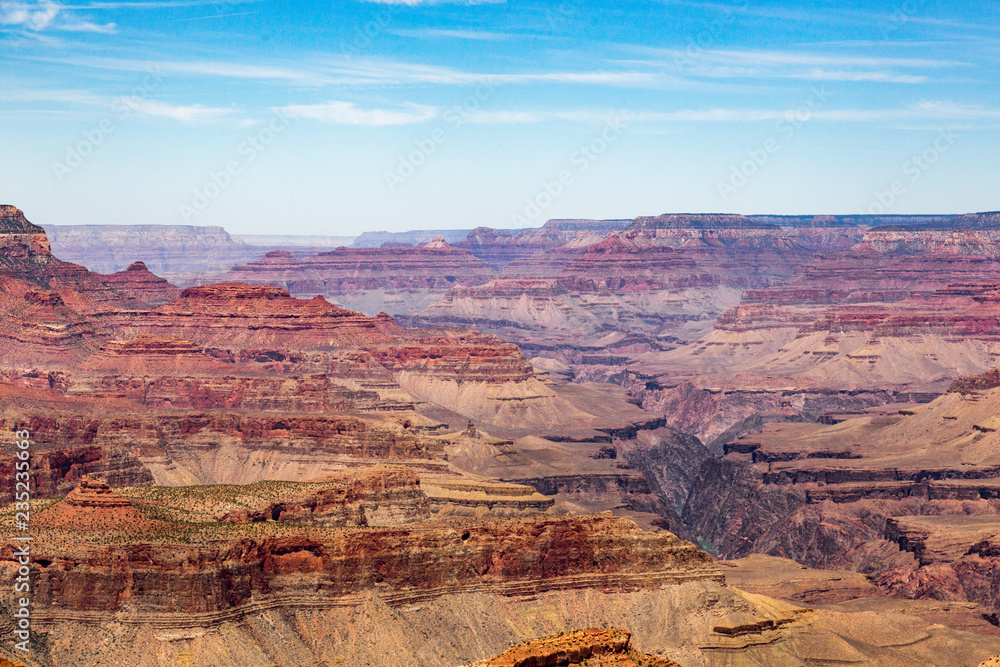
[1,0,998,235]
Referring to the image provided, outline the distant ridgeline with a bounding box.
[628,212,1000,230]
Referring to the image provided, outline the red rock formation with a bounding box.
[470,629,679,667]
[35,477,165,531]
[220,467,430,526]
[97,261,181,307]
[0,206,181,307]
[118,283,391,349]
[0,444,153,499]
[9,514,722,614]
[557,236,714,291]
[0,275,98,368]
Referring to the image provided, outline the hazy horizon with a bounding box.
[3,0,998,235]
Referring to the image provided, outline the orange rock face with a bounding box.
[471,629,679,667]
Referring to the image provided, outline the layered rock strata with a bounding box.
[684,371,1000,615]
[3,513,722,615]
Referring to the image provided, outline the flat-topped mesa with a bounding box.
[109,282,539,385]
[852,229,1000,255]
[630,212,977,230]
[684,232,1000,388]
[223,242,498,295]
[469,629,679,667]
[870,210,1000,231]
[631,213,779,230]
[221,467,431,526]
[558,236,713,291]
[370,333,535,382]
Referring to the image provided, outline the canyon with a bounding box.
[4,205,1000,664]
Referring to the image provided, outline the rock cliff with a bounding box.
[683,375,1000,616]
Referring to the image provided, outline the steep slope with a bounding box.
[684,369,1000,616]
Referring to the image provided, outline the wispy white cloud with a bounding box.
[273,99,1000,127]
[0,0,116,32]
[118,98,238,123]
[276,100,439,125]
[58,18,116,32]
[0,87,108,105]
[358,0,503,5]
[66,0,260,7]
[628,47,966,84]
[27,53,668,89]
[28,54,321,84]
[785,70,927,84]
[1,1,59,29]
[630,101,1000,123]
[688,49,966,69]
[1,86,240,123]
[389,27,508,40]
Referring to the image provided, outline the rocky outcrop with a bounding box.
[0,206,182,307]
[35,477,164,531]
[468,628,678,667]
[950,368,1000,394]
[662,231,1000,393]
[5,514,722,615]
[0,445,153,500]
[220,467,431,527]
[97,261,181,307]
